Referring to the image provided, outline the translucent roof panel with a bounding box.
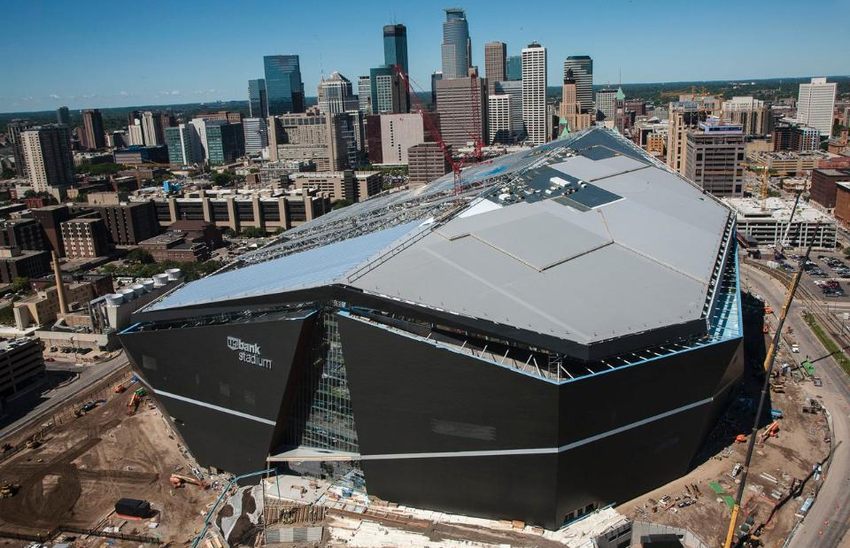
[147,221,422,311]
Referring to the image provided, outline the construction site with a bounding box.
[0,368,218,545]
[618,288,832,547]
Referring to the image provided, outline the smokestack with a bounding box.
[51,251,68,315]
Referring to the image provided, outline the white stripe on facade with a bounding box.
[151,388,276,426]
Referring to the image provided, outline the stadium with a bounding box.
[119,127,744,529]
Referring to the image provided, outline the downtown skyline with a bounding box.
[2,0,849,113]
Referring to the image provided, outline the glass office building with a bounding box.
[248,78,267,119]
[264,55,305,115]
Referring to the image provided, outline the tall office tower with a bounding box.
[141,111,164,146]
[128,120,145,146]
[484,42,507,92]
[431,71,443,108]
[797,77,836,135]
[384,24,410,111]
[522,42,547,146]
[494,80,524,141]
[20,125,74,192]
[243,118,269,156]
[506,55,522,81]
[248,78,268,118]
[7,120,32,177]
[563,56,593,114]
[358,76,372,114]
[127,110,141,126]
[435,75,487,148]
[110,130,127,149]
[666,101,701,174]
[365,112,435,165]
[558,70,592,132]
[685,118,745,197]
[383,24,408,74]
[370,66,408,114]
[488,94,511,144]
[188,118,210,160]
[56,106,70,126]
[441,8,471,79]
[264,55,305,115]
[595,88,619,121]
[80,109,105,150]
[720,96,770,136]
[318,72,360,115]
[165,124,202,165]
[205,122,245,166]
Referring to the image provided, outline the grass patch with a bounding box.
[802,312,850,376]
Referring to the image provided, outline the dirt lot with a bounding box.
[618,293,831,547]
[0,382,216,544]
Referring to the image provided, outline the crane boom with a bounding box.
[723,225,821,548]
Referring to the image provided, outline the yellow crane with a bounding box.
[723,226,820,548]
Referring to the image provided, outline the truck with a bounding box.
[771,408,784,419]
[114,498,151,519]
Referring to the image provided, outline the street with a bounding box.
[0,351,129,441]
[741,264,850,548]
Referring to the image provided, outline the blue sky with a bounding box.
[1,0,849,113]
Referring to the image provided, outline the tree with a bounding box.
[212,172,236,186]
[240,226,267,238]
[125,248,154,264]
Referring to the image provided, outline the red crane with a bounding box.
[393,65,484,196]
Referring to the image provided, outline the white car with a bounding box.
[791,344,800,353]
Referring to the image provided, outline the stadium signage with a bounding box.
[226,336,273,369]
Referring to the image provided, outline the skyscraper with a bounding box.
[383,24,408,74]
[797,77,836,136]
[128,120,144,146]
[435,75,486,148]
[484,42,506,90]
[522,42,547,146]
[7,120,32,178]
[559,71,592,133]
[488,94,511,144]
[141,111,164,146]
[205,122,245,166]
[20,125,74,192]
[243,118,269,156]
[264,55,305,115]
[370,66,408,114]
[318,72,360,115]
[494,80,524,141]
[56,106,70,126]
[358,76,372,114]
[165,124,202,165]
[441,8,471,79]
[81,109,105,150]
[666,101,701,174]
[431,71,443,107]
[506,56,522,81]
[720,96,770,136]
[563,56,593,114]
[685,118,745,197]
[248,78,268,119]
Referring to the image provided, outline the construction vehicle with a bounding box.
[113,383,127,393]
[761,421,780,441]
[735,434,748,443]
[723,225,821,548]
[169,473,207,489]
[0,481,20,498]
[127,392,142,415]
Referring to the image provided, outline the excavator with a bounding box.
[169,474,207,489]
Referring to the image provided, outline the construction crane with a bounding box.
[775,190,803,260]
[723,225,821,548]
[393,64,485,197]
